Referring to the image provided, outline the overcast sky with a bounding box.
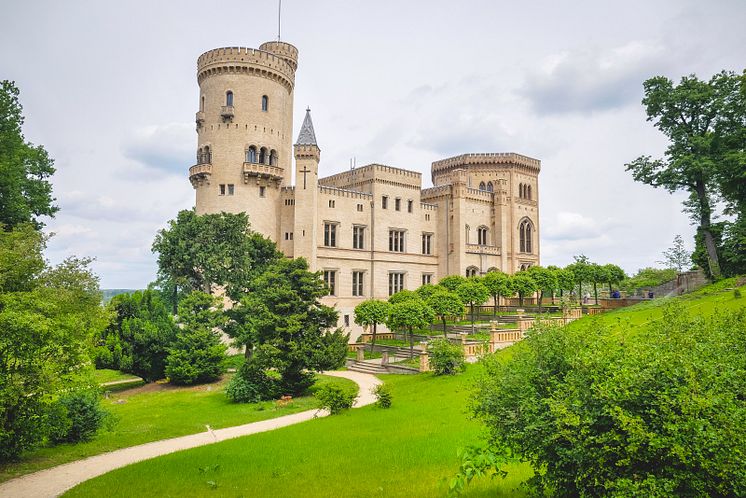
[2,0,744,288]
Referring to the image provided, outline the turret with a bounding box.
[293,109,320,270]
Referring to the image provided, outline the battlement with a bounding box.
[421,185,452,200]
[197,46,297,91]
[318,185,373,200]
[319,163,422,190]
[431,153,541,176]
[259,41,299,71]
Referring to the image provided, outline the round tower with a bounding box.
[189,41,298,240]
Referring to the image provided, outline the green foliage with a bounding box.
[694,218,746,279]
[94,290,178,382]
[314,384,356,415]
[448,443,505,497]
[552,267,576,295]
[388,289,421,304]
[428,339,466,376]
[427,290,465,337]
[372,384,392,409]
[0,226,105,461]
[471,307,746,497]
[353,299,390,349]
[621,267,677,293]
[415,283,440,300]
[387,299,435,357]
[48,390,107,444]
[509,272,537,306]
[481,270,512,314]
[0,81,58,229]
[658,234,692,272]
[438,275,466,292]
[225,360,282,404]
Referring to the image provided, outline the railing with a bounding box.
[242,162,284,181]
[220,105,234,120]
[195,111,205,126]
[196,152,212,164]
[188,164,213,188]
[465,243,500,255]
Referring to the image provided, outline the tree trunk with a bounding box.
[538,290,544,313]
[608,282,613,297]
[519,293,524,307]
[493,294,498,316]
[470,303,476,334]
[409,327,414,359]
[370,322,377,353]
[172,283,178,315]
[593,282,598,305]
[442,317,448,338]
[695,180,722,279]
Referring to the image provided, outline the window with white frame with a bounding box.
[421,233,432,255]
[388,272,405,296]
[389,230,405,252]
[353,225,365,249]
[421,274,432,286]
[323,270,336,296]
[324,223,338,247]
[352,271,364,297]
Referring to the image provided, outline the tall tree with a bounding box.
[386,299,435,358]
[625,71,746,280]
[603,263,627,296]
[589,264,609,305]
[455,279,489,334]
[658,235,692,273]
[438,275,466,292]
[0,81,58,230]
[566,255,593,304]
[426,290,465,338]
[511,272,537,308]
[482,270,512,316]
[526,266,557,312]
[353,299,390,352]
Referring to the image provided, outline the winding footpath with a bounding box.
[0,371,381,498]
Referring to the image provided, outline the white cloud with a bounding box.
[122,122,194,173]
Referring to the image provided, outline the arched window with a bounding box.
[477,226,488,245]
[259,147,267,164]
[466,266,479,278]
[479,181,486,191]
[261,95,269,112]
[246,146,257,163]
[486,181,493,192]
[200,96,205,111]
[518,183,523,198]
[519,218,534,253]
[225,91,233,106]
[520,264,527,271]
[465,225,470,244]
[269,149,277,166]
[527,185,532,200]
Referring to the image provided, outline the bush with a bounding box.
[226,361,281,403]
[373,384,392,408]
[48,390,107,444]
[469,307,746,496]
[428,339,466,375]
[166,329,227,385]
[315,384,356,414]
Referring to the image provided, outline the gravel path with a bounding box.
[0,370,381,498]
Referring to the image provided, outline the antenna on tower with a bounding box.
[277,0,282,41]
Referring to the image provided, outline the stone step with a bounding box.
[347,361,388,374]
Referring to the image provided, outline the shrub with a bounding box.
[166,329,227,385]
[373,384,392,408]
[428,339,465,375]
[315,384,356,414]
[48,390,107,444]
[226,361,281,403]
[735,288,742,299]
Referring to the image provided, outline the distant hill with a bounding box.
[101,289,140,303]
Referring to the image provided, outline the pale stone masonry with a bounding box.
[189,40,540,340]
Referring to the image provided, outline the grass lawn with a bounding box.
[92,369,140,385]
[346,349,383,360]
[0,374,355,483]
[66,365,532,498]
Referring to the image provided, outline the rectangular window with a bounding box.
[382,196,388,209]
[352,271,364,297]
[388,230,405,252]
[323,270,336,296]
[421,233,432,255]
[344,314,350,327]
[227,184,235,195]
[357,203,363,212]
[395,198,401,211]
[324,223,337,247]
[422,274,432,286]
[328,200,335,208]
[259,186,266,197]
[388,272,405,296]
[408,200,413,213]
[219,184,226,195]
[353,225,365,249]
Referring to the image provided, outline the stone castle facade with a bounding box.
[188,40,540,338]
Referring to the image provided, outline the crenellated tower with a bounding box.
[293,109,320,271]
[189,41,298,240]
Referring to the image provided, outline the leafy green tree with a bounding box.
[386,299,435,358]
[603,263,626,296]
[621,267,677,294]
[525,266,557,312]
[510,272,537,308]
[426,290,465,337]
[226,257,348,396]
[152,210,281,309]
[388,289,420,304]
[165,291,228,385]
[455,279,489,334]
[625,71,746,280]
[658,235,692,272]
[353,299,390,351]
[94,290,178,382]
[0,226,105,461]
[470,307,746,497]
[566,255,593,304]
[438,275,466,292]
[415,283,440,300]
[481,270,512,316]
[0,81,58,230]
[588,263,609,305]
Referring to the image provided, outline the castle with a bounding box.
[188,40,540,338]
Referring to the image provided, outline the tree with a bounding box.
[625,71,746,280]
[510,272,537,308]
[426,290,465,337]
[353,299,390,351]
[566,255,593,304]
[659,235,692,272]
[549,266,575,304]
[226,257,348,396]
[94,290,178,382]
[621,267,677,294]
[165,291,228,385]
[455,279,489,334]
[0,81,58,230]
[428,339,466,375]
[152,210,281,310]
[415,283,440,301]
[438,275,466,292]
[603,263,626,296]
[0,225,105,461]
[386,299,435,358]
[481,271,512,316]
[588,263,609,305]
[525,266,557,312]
[388,289,420,304]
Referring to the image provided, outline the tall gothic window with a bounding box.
[269,149,278,166]
[226,91,233,106]
[261,95,269,111]
[259,147,267,164]
[246,146,257,163]
[519,218,534,253]
[486,181,493,192]
[477,226,488,245]
[479,181,486,191]
[527,185,532,200]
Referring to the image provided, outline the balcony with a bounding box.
[465,243,501,256]
[220,105,234,121]
[243,162,284,183]
[189,163,212,188]
[195,111,205,129]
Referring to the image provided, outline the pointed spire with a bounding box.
[295,107,318,146]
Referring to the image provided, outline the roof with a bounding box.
[295,107,318,146]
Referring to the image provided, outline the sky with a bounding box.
[1,0,744,288]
